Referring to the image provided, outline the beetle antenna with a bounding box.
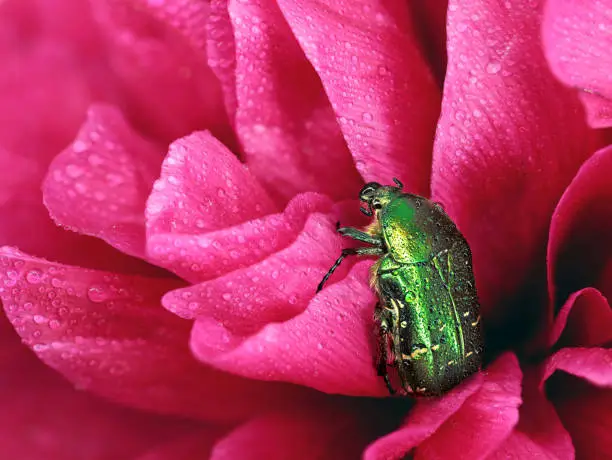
[360,206,372,216]
[393,178,403,189]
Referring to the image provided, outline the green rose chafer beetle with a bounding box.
[317,179,483,396]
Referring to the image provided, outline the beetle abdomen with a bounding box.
[377,242,482,395]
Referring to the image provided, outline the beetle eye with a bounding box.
[372,200,382,210]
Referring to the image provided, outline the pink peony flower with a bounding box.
[1,0,611,458]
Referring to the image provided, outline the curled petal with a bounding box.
[189,261,384,396]
[432,0,597,325]
[278,0,440,194]
[43,104,162,260]
[364,374,482,460]
[543,348,612,388]
[146,131,276,239]
[219,0,362,201]
[0,247,318,422]
[414,353,521,459]
[366,354,521,460]
[164,212,345,325]
[542,0,612,127]
[547,288,612,348]
[548,145,612,314]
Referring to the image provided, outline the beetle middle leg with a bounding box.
[375,304,396,395]
[317,246,384,292]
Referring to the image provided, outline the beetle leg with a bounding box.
[337,226,384,246]
[375,305,396,395]
[317,246,384,292]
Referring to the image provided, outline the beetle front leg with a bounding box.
[375,304,396,395]
[337,226,384,247]
[317,246,384,292]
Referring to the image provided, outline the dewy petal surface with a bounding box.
[43,104,162,260]
[432,0,597,322]
[414,354,522,459]
[89,0,231,143]
[0,247,319,422]
[278,0,440,195]
[0,307,198,460]
[146,131,276,238]
[542,0,612,127]
[219,0,362,201]
[189,261,385,396]
[364,374,483,460]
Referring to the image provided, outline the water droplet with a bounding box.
[87,285,110,303]
[26,269,43,284]
[486,61,501,74]
[222,293,232,301]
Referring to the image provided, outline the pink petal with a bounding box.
[89,0,232,143]
[136,428,225,460]
[0,319,198,460]
[492,369,574,460]
[217,0,362,201]
[409,0,448,82]
[0,2,99,159]
[543,348,612,388]
[364,374,483,460]
[548,376,612,459]
[0,247,319,422]
[486,432,563,460]
[431,0,598,323]
[542,0,612,128]
[154,192,333,284]
[412,353,521,459]
[146,131,276,238]
[277,0,440,194]
[206,0,237,126]
[210,403,375,460]
[189,261,385,396]
[548,145,612,316]
[548,288,612,348]
[164,212,346,324]
[43,104,162,260]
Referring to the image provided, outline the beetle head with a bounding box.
[359,179,403,216]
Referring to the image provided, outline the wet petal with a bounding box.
[543,348,612,388]
[548,288,612,348]
[432,0,597,326]
[210,402,375,460]
[146,131,276,241]
[0,318,197,460]
[542,0,612,127]
[164,212,345,324]
[0,247,319,422]
[488,370,574,460]
[154,192,332,284]
[278,0,440,194]
[364,375,482,460]
[414,353,521,459]
[217,0,362,201]
[43,104,162,260]
[90,0,231,143]
[189,261,384,396]
[548,145,612,312]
